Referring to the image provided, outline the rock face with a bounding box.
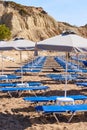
[0,1,87,41]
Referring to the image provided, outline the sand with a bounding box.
[0,50,87,130]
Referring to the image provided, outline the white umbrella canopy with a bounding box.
[36,31,87,53]
[8,39,35,50]
[0,39,35,51]
[0,40,14,50]
[36,31,87,98]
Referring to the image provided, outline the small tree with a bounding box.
[0,24,11,40]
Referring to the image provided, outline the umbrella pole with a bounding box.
[27,51,31,70]
[20,51,23,84]
[1,51,4,75]
[65,52,68,97]
[77,53,79,69]
[76,53,79,69]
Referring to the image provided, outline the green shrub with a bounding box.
[0,24,11,40]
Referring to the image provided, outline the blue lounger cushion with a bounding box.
[46,74,76,81]
[36,105,67,113]
[76,82,87,87]
[0,81,42,87]
[15,69,41,73]
[23,66,43,69]
[24,96,58,102]
[7,74,21,79]
[35,104,87,113]
[23,95,87,103]
[0,83,16,87]
[0,86,49,92]
[0,74,21,80]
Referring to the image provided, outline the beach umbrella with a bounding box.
[36,30,87,97]
[0,39,36,83]
[8,39,36,83]
[0,40,12,75]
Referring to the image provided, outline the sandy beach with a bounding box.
[0,50,87,130]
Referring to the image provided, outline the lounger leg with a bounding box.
[18,91,23,97]
[53,113,59,123]
[68,112,75,122]
[7,91,12,98]
[18,90,28,97]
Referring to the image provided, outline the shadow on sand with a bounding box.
[0,112,31,130]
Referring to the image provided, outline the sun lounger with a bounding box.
[0,75,8,81]
[46,74,76,82]
[15,69,41,73]
[23,66,43,69]
[7,74,21,79]
[0,74,21,81]
[0,86,49,97]
[68,69,87,73]
[35,103,87,122]
[23,95,87,103]
[0,81,42,87]
[0,82,16,87]
[76,82,87,88]
[24,96,57,103]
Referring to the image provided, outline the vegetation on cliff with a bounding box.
[0,24,11,40]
